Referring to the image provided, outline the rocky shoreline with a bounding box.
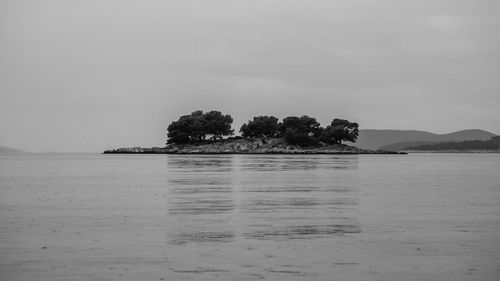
[103,138,405,154]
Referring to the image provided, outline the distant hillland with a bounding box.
[0,145,28,155]
[405,136,500,152]
[357,129,496,150]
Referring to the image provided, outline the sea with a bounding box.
[0,153,499,281]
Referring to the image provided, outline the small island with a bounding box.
[104,110,405,154]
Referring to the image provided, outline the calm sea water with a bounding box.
[0,153,499,281]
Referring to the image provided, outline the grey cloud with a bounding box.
[1,0,499,152]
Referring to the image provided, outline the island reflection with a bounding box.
[166,155,360,244]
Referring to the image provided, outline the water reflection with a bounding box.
[238,155,361,241]
[169,231,235,245]
[239,155,358,172]
[165,155,361,244]
[169,198,234,215]
[245,224,361,240]
[244,198,357,212]
[167,155,234,172]
[166,155,235,245]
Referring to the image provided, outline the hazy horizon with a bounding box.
[1,1,499,152]
[1,127,496,153]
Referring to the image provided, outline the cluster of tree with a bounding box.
[240,116,279,138]
[319,119,360,145]
[405,136,500,151]
[167,110,234,143]
[278,115,322,146]
[239,115,359,146]
[167,110,359,146]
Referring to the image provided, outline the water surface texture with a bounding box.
[1,154,499,280]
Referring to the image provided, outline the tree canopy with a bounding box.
[167,110,233,143]
[167,111,359,146]
[277,115,322,146]
[278,116,321,137]
[319,119,359,144]
[240,116,279,138]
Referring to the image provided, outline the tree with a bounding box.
[167,112,204,144]
[167,111,359,146]
[187,110,208,141]
[204,110,234,140]
[167,110,234,143]
[240,116,279,138]
[278,115,321,146]
[278,115,321,137]
[166,128,190,144]
[283,127,319,146]
[320,118,359,144]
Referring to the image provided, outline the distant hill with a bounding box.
[405,136,500,151]
[357,129,496,150]
[380,141,442,152]
[0,145,28,155]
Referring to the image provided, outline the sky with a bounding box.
[1,0,499,152]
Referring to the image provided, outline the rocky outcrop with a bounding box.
[103,138,405,154]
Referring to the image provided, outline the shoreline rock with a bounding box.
[103,138,406,154]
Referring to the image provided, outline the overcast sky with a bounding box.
[1,0,499,152]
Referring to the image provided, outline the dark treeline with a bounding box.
[167,110,359,147]
[167,110,234,144]
[405,136,500,151]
